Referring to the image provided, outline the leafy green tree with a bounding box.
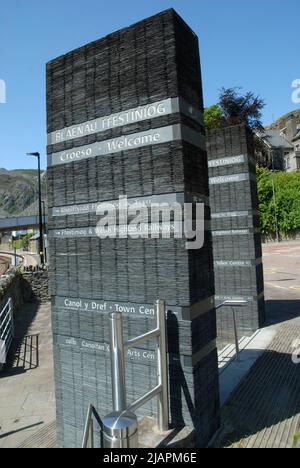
[204,105,223,131]
[11,233,33,250]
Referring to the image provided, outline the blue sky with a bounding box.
[0,0,299,169]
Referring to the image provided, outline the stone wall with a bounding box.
[21,268,50,303]
[0,271,24,313]
[0,268,50,313]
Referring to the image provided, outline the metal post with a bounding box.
[89,417,94,449]
[107,301,169,442]
[36,334,39,368]
[37,154,44,265]
[14,245,17,267]
[232,307,240,362]
[82,404,93,448]
[156,300,169,432]
[9,299,14,338]
[42,201,47,264]
[109,312,127,411]
[26,152,44,265]
[103,411,138,448]
[271,175,280,243]
[271,155,280,243]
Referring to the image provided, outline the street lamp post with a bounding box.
[27,152,44,265]
[42,200,47,264]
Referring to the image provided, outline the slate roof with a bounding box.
[258,130,293,149]
[292,129,300,142]
[29,232,40,241]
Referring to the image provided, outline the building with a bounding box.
[284,138,300,172]
[281,119,300,172]
[256,112,300,172]
[279,114,300,172]
[293,127,300,150]
[280,113,300,144]
[28,232,40,254]
[256,130,294,170]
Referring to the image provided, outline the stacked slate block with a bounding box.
[47,9,220,448]
[207,125,265,348]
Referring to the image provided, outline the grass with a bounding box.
[271,108,300,127]
[292,432,300,448]
[12,169,39,177]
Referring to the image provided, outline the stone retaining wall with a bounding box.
[0,268,50,312]
[21,268,50,303]
[0,272,24,312]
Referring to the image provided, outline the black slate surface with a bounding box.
[207,125,265,347]
[47,9,220,448]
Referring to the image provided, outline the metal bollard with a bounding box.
[102,411,138,448]
[109,312,127,411]
[156,300,169,432]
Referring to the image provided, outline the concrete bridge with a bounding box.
[0,215,48,232]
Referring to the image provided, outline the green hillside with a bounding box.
[0,168,46,217]
[269,109,300,130]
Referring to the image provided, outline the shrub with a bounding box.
[257,167,300,236]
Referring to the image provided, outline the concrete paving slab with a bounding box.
[218,327,277,405]
[0,302,55,448]
[212,241,300,448]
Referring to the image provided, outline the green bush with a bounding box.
[257,167,300,236]
[204,105,224,131]
[11,233,33,250]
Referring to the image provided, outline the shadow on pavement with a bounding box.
[265,299,300,326]
[1,302,40,374]
[215,348,300,448]
[0,422,44,440]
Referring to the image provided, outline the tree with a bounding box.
[219,87,265,130]
[204,88,265,132]
[204,105,223,132]
[256,166,300,237]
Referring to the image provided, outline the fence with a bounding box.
[0,298,14,369]
[82,299,169,448]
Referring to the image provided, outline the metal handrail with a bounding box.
[215,299,250,310]
[82,404,103,449]
[127,384,162,414]
[124,328,159,349]
[215,299,249,361]
[82,299,169,449]
[110,299,169,432]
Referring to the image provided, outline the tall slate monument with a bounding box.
[47,9,220,448]
[207,125,265,347]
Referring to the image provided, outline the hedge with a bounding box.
[257,166,300,237]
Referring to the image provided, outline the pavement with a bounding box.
[212,241,300,448]
[0,302,55,448]
[0,249,39,268]
[0,240,299,448]
[0,257,9,276]
[218,328,277,406]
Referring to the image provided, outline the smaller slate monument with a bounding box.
[207,125,265,347]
